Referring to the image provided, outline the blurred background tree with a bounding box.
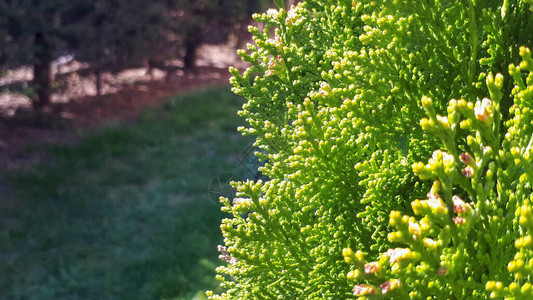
[0,0,86,109]
[68,0,166,95]
[160,0,271,70]
[0,0,271,110]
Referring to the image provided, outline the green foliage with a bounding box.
[0,0,73,67]
[70,0,166,70]
[212,0,533,299]
[0,87,250,300]
[344,48,533,299]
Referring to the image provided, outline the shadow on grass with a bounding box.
[0,86,252,300]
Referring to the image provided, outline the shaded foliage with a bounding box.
[0,0,271,108]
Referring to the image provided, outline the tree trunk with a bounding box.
[32,32,53,110]
[95,67,102,96]
[183,31,200,70]
[144,58,158,78]
[236,23,249,49]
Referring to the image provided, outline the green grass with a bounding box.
[0,86,252,300]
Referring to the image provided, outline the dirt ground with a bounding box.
[0,44,248,169]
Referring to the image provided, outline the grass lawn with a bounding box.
[0,86,252,300]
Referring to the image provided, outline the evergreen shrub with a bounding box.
[208,0,533,298]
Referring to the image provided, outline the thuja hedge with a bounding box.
[207,1,533,298]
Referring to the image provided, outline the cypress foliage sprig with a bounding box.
[344,49,533,298]
[209,1,533,298]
